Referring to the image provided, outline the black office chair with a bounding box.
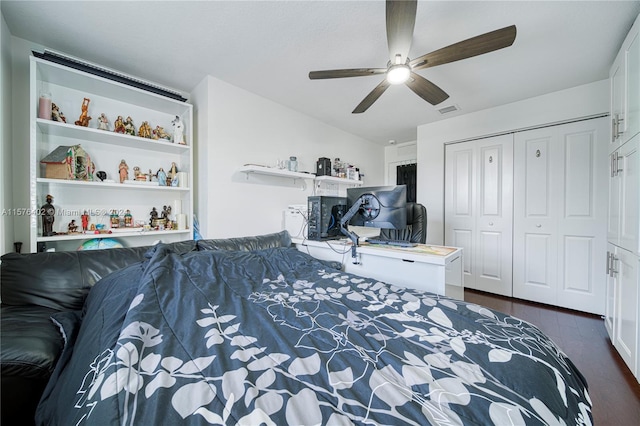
[379,202,427,244]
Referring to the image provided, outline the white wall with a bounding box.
[0,11,12,254]
[191,75,384,239]
[417,79,610,245]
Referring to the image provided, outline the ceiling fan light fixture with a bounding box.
[386,64,410,84]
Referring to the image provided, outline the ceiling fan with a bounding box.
[309,0,517,113]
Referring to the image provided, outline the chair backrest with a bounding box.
[379,202,427,244]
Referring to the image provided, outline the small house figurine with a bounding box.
[40,145,93,180]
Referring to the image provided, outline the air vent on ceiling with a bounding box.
[438,105,459,115]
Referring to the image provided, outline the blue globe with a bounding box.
[77,238,124,251]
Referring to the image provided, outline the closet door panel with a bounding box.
[445,142,477,289]
[514,129,558,303]
[557,120,608,313]
[446,136,512,296]
[473,136,513,296]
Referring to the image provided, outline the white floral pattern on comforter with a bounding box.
[36,246,592,425]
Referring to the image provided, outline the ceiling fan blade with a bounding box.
[410,25,517,70]
[309,68,387,79]
[386,0,417,64]
[352,79,390,114]
[405,72,449,105]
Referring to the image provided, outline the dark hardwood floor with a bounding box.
[464,289,640,426]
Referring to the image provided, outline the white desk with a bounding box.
[292,238,464,299]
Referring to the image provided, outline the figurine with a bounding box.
[110,210,120,228]
[153,125,171,140]
[114,115,126,133]
[81,210,89,232]
[133,166,141,179]
[138,121,152,139]
[96,171,107,181]
[124,116,135,136]
[124,210,133,227]
[157,167,167,186]
[74,97,92,127]
[119,159,129,183]
[161,205,172,220]
[97,113,110,131]
[68,219,79,233]
[171,115,185,144]
[41,194,55,236]
[168,162,178,182]
[51,103,67,123]
[149,207,159,225]
[171,174,179,187]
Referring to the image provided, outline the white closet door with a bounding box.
[445,143,476,288]
[513,129,558,305]
[514,118,608,314]
[445,134,513,296]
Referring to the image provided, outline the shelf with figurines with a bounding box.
[38,145,189,190]
[36,115,189,155]
[37,198,190,243]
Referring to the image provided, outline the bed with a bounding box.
[36,243,591,425]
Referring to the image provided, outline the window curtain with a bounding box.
[396,163,417,202]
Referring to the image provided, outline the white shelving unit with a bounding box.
[29,56,193,252]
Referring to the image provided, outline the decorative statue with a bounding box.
[168,162,178,182]
[149,207,159,225]
[124,116,136,136]
[96,170,107,181]
[118,159,129,183]
[124,210,133,227]
[74,97,92,127]
[81,211,89,232]
[68,219,79,233]
[153,125,171,140]
[114,115,126,133]
[157,167,167,186]
[41,194,55,236]
[138,121,152,139]
[171,115,185,144]
[97,113,110,131]
[161,205,172,220]
[51,103,67,123]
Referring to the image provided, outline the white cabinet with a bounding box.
[610,13,640,151]
[607,13,640,383]
[29,56,193,252]
[608,134,640,254]
[513,118,608,314]
[445,134,513,296]
[607,245,639,377]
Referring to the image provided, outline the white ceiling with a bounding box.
[3,1,640,145]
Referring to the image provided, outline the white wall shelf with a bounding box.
[314,175,363,186]
[36,178,189,191]
[36,229,190,242]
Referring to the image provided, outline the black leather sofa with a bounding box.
[0,231,291,426]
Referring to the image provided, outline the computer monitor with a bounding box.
[346,185,407,230]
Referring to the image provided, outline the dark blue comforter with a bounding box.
[36,246,591,425]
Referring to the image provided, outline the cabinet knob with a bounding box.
[536,224,542,228]
[488,222,494,226]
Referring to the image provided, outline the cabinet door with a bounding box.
[608,151,621,245]
[605,244,617,341]
[611,50,626,152]
[626,28,640,142]
[613,247,638,376]
[445,135,513,296]
[618,134,640,255]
